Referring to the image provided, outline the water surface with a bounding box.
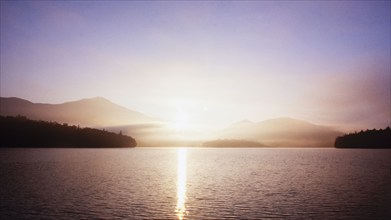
[1,148,390,219]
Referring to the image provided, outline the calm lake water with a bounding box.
[1,148,390,219]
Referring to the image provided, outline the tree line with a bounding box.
[335,127,391,148]
[0,115,136,148]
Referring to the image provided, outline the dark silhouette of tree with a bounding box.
[335,127,391,148]
[0,115,137,148]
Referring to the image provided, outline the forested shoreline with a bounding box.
[0,116,136,148]
[335,127,391,148]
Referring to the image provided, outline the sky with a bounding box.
[1,1,390,131]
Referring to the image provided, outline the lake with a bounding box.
[1,148,390,219]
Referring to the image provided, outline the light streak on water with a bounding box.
[175,148,187,220]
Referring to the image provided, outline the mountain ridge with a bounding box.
[217,117,342,148]
[1,96,342,147]
[0,96,156,127]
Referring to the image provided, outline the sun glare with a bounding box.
[175,148,187,220]
[173,110,190,132]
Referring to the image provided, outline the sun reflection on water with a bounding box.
[175,148,187,220]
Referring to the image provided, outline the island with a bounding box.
[0,115,137,148]
[334,127,391,148]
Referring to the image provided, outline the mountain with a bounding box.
[214,117,342,147]
[0,97,342,147]
[203,139,266,148]
[0,97,173,146]
[0,97,157,127]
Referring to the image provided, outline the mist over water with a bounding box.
[1,148,390,219]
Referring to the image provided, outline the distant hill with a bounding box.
[0,97,343,147]
[0,97,178,146]
[0,97,184,146]
[0,115,136,148]
[203,139,266,148]
[0,97,157,127]
[335,127,391,148]
[215,117,342,147]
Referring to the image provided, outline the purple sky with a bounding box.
[1,1,390,131]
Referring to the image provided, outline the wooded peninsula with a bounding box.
[335,127,391,148]
[0,116,136,148]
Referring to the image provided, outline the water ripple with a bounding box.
[1,148,390,219]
